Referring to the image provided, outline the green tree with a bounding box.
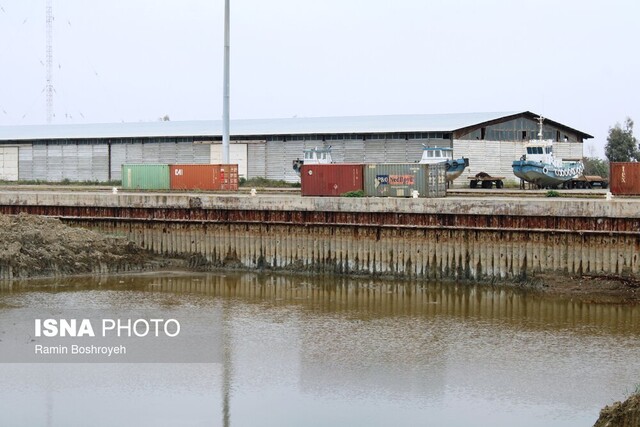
[604,118,638,162]
[582,157,609,178]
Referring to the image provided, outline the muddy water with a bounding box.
[1,273,639,427]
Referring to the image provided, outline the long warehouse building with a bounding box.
[0,111,591,187]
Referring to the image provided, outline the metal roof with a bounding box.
[0,112,515,141]
[0,111,591,141]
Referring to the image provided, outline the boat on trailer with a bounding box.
[512,117,584,188]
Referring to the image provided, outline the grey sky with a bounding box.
[0,0,638,158]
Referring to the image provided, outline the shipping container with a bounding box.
[610,162,640,195]
[121,164,170,190]
[170,164,239,191]
[301,164,364,196]
[363,163,446,198]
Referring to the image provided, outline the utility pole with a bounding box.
[221,0,230,163]
[45,0,54,123]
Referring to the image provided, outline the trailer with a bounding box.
[469,172,505,189]
[562,175,609,189]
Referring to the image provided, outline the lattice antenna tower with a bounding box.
[45,0,53,123]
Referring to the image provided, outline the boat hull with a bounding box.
[512,160,582,188]
[445,158,468,181]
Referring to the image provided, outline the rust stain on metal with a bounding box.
[0,204,637,235]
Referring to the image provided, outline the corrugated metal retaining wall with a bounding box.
[76,220,639,281]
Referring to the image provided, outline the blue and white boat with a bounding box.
[512,117,584,188]
[419,147,469,183]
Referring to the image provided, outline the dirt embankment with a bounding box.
[530,273,640,304]
[593,393,640,427]
[0,214,157,280]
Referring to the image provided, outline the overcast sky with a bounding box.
[0,0,638,157]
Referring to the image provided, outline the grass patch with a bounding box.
[545,190,561,197]
[341,190,365,197]
[239,177,300,188]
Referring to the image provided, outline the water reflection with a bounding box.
[1,273,639,427]
[6,273,630,332]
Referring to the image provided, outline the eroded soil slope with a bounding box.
[0,214,151,279]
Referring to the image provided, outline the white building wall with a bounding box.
[0,146,19,181]
[554,141,585,161]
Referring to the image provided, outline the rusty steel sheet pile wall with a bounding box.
[71,219,640,281]
[1,191,639,282]
[2,204,639,234]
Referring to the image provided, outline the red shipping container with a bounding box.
[300,164,364,196]
[170,164,239,191]
[610,162,640,195]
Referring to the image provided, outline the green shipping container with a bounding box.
[363,163,446,198]
[121,164,170,190]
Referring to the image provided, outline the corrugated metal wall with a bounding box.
[554,142,584,160]
[247,143,266,178]
[281,140,304,182]
[342,139,365,162]
[18,145,32,181]
[265,140,286,181]
[19,144,109,182]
